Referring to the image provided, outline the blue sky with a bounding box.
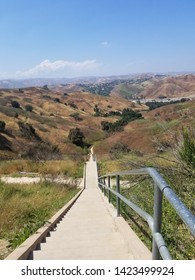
[0,0,195,79]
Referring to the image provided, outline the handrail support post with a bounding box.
[116,175,121,216]
[152,183,163,260]
[103,177,106,195]
[108,176,111,203]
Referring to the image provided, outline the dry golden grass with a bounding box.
[94,101,195,158]
[0,159,83,178]
[0,160,37,174]
[0,86,195,163]
[1,88,134,158]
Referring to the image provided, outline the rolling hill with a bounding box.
[139,75,195,99]
[0,77,195,162]
[94,100,195,157]
[0,86,144,160]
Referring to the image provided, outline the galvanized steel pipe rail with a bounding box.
[98,167,195,260]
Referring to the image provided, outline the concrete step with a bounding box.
[51,217,118,232]
[40,233,125,250]
[47,227,118,240]
[33,244,131,260]
[54,219,115,230]
[31,156,152,260]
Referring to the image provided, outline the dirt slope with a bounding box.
[140,75,195,98]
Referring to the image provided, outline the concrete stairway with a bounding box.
[32,155,151,260]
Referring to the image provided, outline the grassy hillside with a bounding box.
[0,86,143,162]
[109,74,195,100]
[95,100,195,259]
[139,74,195,99]
[94,100,195,159]
[0,180,79,259]
[0,85,194,259]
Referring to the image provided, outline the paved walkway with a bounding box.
[32,155,151,260]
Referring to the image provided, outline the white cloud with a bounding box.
[15,59,101,78]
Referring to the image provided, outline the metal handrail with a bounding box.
[98,167,195,260]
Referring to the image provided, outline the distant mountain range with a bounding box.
[0,72,194,89]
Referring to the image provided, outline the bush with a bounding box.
[22,142,61,161]
[109,143,130,159]
[121,108,142,122]
[25,105,33,112]
[70,113,83,121]
[0,134,11,151]
[101,108,142,133]
[54,98,61,103]
[0,121,6,132]
[11,100,20,108]
[68,128,85,148]
[68,102,78,109]
[94,104,101,116]
[18,122,41,140]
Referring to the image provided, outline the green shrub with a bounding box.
[68,128,85,147]
[179,129,195,169]
[70,113,83,121]
[11,100,20,108]
[101,108,142,132]
[109,143,130,159]
[0,121,6,132]
[25,104,33,112]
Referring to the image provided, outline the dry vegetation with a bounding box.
[0,86,142,161]
[0,180,79,259]
[96,105,195,259]
[94,100,195,159]
[139,74,195,99]
[0,80,195,259]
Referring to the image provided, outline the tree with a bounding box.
[68,102,78,109]
[121,108,142,121]
[11,100,20,108]
[25,104,33,112]
[101,108,142,133]
[94,104,101,116]
[54,98,61,103]
[0,121,6,132]
[101,121,112,132]
[70,113,83,121]
[68,128,85,147]
[18,122,41,141]
[22,142,61,161]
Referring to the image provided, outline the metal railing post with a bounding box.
[116,175,121,216]
[108,176,111,203]
[100,178,103,191]
[152,183,163,260]
[103,177,106,196]
[98,177,100,189]
[98,167,195,260]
